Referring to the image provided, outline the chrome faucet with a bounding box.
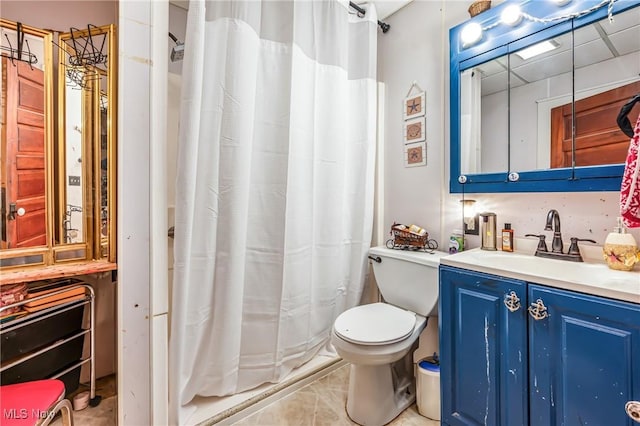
[544,209,564,253]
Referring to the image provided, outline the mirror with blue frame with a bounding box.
[450,0,640,193]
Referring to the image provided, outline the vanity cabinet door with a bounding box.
[440,266,528,426]
[528,284,640,426]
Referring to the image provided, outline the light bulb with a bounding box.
[501,5,522,26]
[514,39,560,60]
[461,22,483,47]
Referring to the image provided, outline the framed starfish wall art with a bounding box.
[404,91,425,120]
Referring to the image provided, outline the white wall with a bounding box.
[378,0,640,252]
[117,1,171,424]
[378,0,448,248]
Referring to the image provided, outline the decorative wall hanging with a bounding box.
[54,24,109,91]
[404,88,425,120]
[403,81,427,167]
[404,116,425,143]
[404,142,426,167]
[1,22,38,68]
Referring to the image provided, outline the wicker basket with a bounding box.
[468,0,491,17]
[386,223,438,251]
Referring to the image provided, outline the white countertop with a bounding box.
[440,239,640,304]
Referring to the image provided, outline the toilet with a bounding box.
[331,246,446,425]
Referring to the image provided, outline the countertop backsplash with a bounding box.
[444,192,640,251]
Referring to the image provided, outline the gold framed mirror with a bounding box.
[55,24,116,264]
[0,19,53,268]
[0,20,116,273]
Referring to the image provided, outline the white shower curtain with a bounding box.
[460,68,482,174]
[169,0,378,422]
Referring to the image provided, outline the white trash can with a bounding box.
[416,355,440,421]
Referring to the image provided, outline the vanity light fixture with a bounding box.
[501,4,523,26]
[461,199,479,235]
[514,39,560,60]
[460,0,614,49]
[461,22,483,47]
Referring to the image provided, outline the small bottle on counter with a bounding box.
[501,223,514,252]
[449,229,464,254]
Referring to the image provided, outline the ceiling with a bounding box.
[365,0,413,20]
[476,6,640,96]
[169,0,413,20]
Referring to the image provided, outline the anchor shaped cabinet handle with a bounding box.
[528,299,549,321]
[503,291,521,312]
[626,401,640,423]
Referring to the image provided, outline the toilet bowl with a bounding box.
[333,303,426,365]
[331,246,447,426]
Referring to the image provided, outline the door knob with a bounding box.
[626,401,640,423]
[8,204,27,219]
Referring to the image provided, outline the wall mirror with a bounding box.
[0,19,116,272]
[450,0,640,193]
[0,20,53,267]
[56,24,116,263]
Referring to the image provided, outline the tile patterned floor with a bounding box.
[51,395,116,426]
[232,365,440,426]
[51,366,439,425]
[51,375,117,426]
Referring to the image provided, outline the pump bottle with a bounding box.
[603,217,638,271]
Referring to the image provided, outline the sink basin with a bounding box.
[468,251,572,277]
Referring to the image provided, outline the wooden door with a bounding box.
[528,284,640,426]
[440,266,528,426]
[3,58,47,248]
[551,80,640,168]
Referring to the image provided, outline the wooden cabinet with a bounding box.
[528,284,640,426]
[440,265,640,426]
[440,266,528,425]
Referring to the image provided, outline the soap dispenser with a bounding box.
[479,212,497,251]
[602,217,639,271]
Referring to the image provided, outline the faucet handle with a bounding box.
[567,237,597,256]
[525,234,548,253]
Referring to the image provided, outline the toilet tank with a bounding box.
[369,246,448,317]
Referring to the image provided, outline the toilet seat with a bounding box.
[334,303,416,345]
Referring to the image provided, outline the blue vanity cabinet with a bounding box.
[440,265,640,426]
[439,266,528,426]
[528,284,640,426]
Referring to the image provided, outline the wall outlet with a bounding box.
[69,176,81,186]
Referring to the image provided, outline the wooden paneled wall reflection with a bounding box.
[2,58,46,248]
[551,80,640,168]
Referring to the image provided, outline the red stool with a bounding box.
[0,379,74,425]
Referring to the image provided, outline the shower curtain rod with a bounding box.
[349,1,390,33]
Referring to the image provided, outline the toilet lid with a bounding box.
[334,303,416,345]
